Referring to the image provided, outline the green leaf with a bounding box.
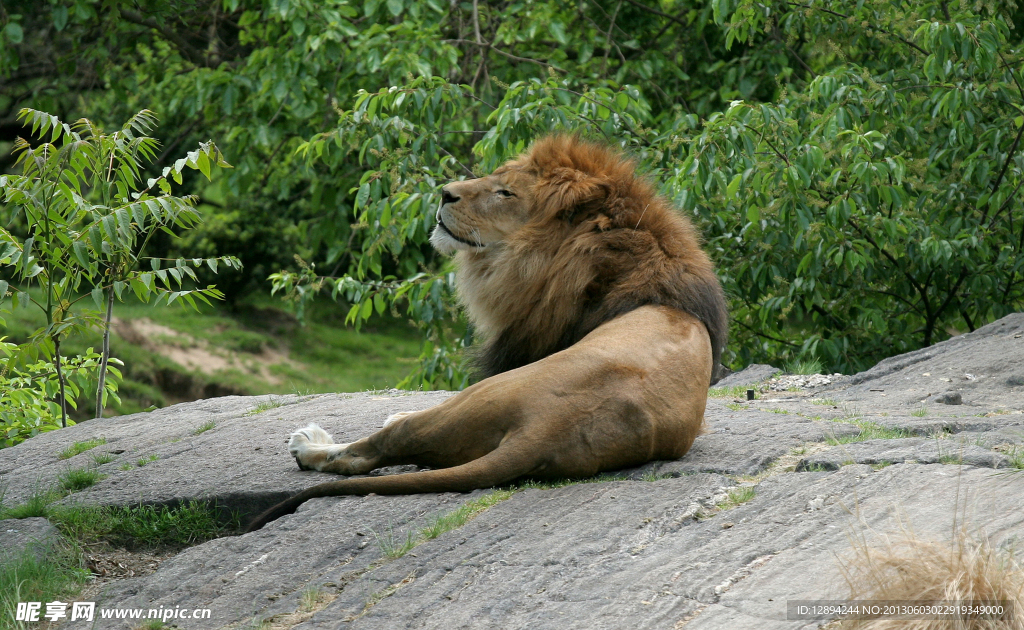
[196,151,211,180]
[549,21,567,45]
[72,241,91,268]
[727,174,742,200]
[52,6,68,31]
[360,298,373,320]
[355,183,370,209]
[4,23,23,44]
[615,92,629,111]
[91,286,104,309]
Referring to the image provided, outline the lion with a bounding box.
[246,135,728,531]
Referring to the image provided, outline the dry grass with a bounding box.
[838,528,1024,629]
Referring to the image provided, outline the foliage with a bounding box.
[667,1,1024,371]
[0,108,239,427]
[0,543,89,630]
[0,340,118,448]
[57,437,107,460]
[1,490,236,550]
[48,500,233,550]
[2,1,1024,383]
[277,0,1024,378]
[56,465,105,493]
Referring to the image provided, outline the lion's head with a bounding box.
[432,135,728,383]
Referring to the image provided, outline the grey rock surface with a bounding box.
[2,314,1024,629]
[824,312,1024,409]
[796,438,1010,471]
[715,364,780,387]
[0,517,60,563]
[0,391,455,513]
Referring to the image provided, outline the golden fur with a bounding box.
[438,135,727,379]
[247,136,727,531]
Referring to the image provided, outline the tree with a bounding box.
[0,108,239,431]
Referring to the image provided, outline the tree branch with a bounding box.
[785,3,929,56]
[118,8,209,67]
[621,0,688,28]
[734,317,800,346]
[980,120,1024,226]
[771,22,816,78]
[438,146,475,177]
[442,39,564,72]
[847,217,928,300]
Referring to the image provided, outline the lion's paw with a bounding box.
[289,423,334,450]
[289,423,350,472]
[383,411,417,428]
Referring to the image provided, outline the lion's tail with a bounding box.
[245,445,539,532]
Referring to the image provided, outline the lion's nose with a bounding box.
[441,186,459,206]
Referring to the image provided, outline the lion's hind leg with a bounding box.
[289,423,353,472]
[383,410,417,428]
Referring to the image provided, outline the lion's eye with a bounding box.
[496,189,515,198]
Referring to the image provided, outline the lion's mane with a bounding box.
[455,135,728,383]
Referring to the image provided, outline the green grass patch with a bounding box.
[0,542,89,628]
[708,385,758,399]
[91,452,116,465]
[192,421,216,435]
[1004,445,1024,470]
[47,501,235,550]
[811,398,838,406]
[717,486,756,509]
[826,419,913,445]
[870,461,894,470]
[419,489,515,542]
[244,397,284,416]
[801,463,832,472]
[641,471,673,482]
[509,473,629,491]
[911,407,928,417]
[784,358,822,375]
[135,454,159,467]
[1,490,60,519]
[57,438,108,460]
[2,485,235,552]
[299,586,328,613]
[371,489,516,560]
[371,526,417,560]
[57,467,105,494]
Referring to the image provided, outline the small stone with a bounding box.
[932,392,962,405]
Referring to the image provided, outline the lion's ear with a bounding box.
[543,168,610,221]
